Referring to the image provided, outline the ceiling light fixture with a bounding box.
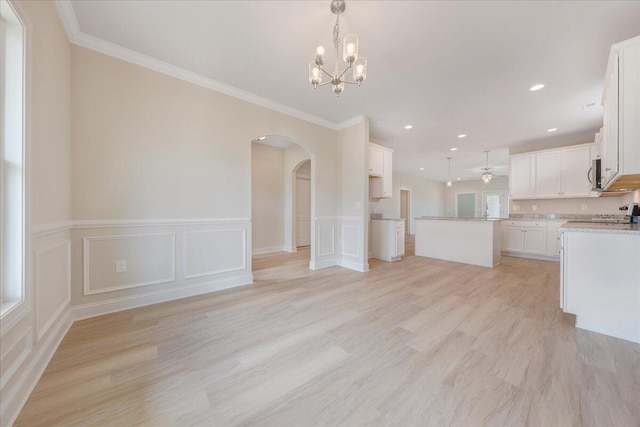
[481,150,493,184]
[419,167,424,171]
[404,125,413,130]
[309,0,367,96]
[530,84,545,91]
[547,128,558,132]
[446,157,452,187]
[457,134,466,138]
[450,147,458,151]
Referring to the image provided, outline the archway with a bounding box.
[250,135,314,271]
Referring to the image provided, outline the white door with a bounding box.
[536,151,562,197]
[295,178,311,247]
[482,191,508,218]
[509,154,535,198]
[456,193,476,217]
[561,146,592,197]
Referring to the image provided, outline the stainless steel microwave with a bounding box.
[589,158,601,191]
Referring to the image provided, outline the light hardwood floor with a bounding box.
[15,240,640,426]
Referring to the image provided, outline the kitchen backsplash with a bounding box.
[509,190,639,215]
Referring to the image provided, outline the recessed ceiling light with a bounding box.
[419,167,424,171]
[457,134,466,138]
[530,84,545,91]
[450,147,458,151]
[257,136,266,140]
[404,125,413,130]
[547,128,558,132]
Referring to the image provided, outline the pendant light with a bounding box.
[481,150,492,184]
[446,157,452,187]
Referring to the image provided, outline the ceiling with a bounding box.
[66,1,640,182]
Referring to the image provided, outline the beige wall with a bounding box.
[2,1,73,425]
[251,143,285,251]
[509,130,596,155]
[71,46,338,220]
[370,172,444,234]
[284,145,311,253]
[443,176,509,217]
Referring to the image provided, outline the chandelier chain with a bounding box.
[333,13,340,51]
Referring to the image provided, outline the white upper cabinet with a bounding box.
[509,154,536,199]
[600,36,640,191]
[535,151,562,198]
[511,144,594,200]
[369,145,384,177]
[369,143,393,199]
[561,146,592,197]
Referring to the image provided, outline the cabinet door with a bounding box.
[524,227,546,254]
[369,145,384,176]
[603,53,620,186]
[382,150,393,198]
[395,226,405,256]
[545,222,563,257]
[562,146,592,197]
[536,151,562,198]
[503,227,525,252]
[510,155,535,198]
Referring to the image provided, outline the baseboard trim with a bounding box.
[252,246,285,255]
[338,259,369,272]
[309,258,338,270]
[73,274,254,320]
[501,252,560,262]
[1,309,73,427]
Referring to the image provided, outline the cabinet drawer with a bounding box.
[502,220,545,228]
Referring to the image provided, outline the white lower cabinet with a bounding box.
[501,220,547,256]
[371,219,405,262]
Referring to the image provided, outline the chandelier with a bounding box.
[482,150,493,184]
[308,0,367,96]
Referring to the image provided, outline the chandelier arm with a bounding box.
[337,63,352,79]
[342,80,359,85]
[315,81,334,87]
[319,66,334,79]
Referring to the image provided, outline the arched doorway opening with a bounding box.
[250,135,314,271]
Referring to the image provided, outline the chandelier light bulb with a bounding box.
[353,57,367,83]
[309,61,322,86]
[343,34,359,63]
[316,45,325,56]
[315,45,325,65]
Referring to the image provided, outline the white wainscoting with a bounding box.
[72,219,253,319]
[35,240,71,340]
[311,217,338,270]
[338,216,368,272]
[83,233,177,295]
[184,229,247,279]
[0,328,32,390]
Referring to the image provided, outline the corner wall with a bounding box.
[1,1,73,425]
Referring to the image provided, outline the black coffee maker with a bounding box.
[621,203,640,224]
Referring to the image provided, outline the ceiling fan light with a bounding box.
[343,34,359,63]
[446,181,452,187]
[482,172,492,184]
[353,57,367,83]
[309,61,322,86]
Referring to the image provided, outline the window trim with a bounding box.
[0,0,30,331]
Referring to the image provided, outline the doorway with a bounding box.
[455,192,477,217]
[482,190,508,218]
[400,188,411,235]
[295,160,311,248]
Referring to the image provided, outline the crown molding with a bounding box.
[52,1,368,132]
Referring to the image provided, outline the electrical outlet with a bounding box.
[581,204,588,211]
[532,205,537,211]
[115,260,127,273]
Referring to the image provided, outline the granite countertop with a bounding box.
[371,218,405,221]
[416,216,501,222]
[560,222,639,235]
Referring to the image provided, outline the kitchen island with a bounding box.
[415,217,502,268]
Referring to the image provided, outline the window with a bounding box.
[0,0,25,316]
